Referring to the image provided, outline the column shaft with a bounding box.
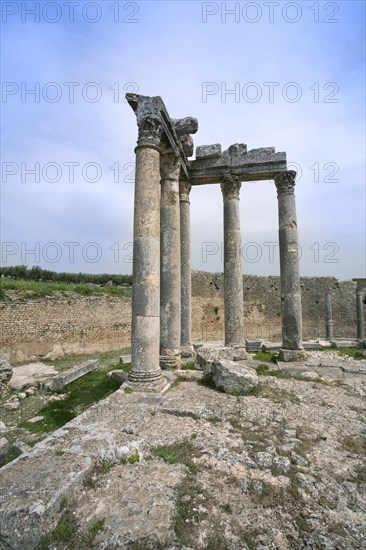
[274,171,305,361]
[325,292,334,340]
[221,177,245,353]
[356,288,365,341]
[160,153,181,368]
[180,179,192,348]
[128,116,166,390]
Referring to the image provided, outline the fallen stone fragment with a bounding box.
[0,358,13,385]
[196,347,247,374]
[340,365,366,375]
[2,400,19,410]
[0,421,7,432]
[107,370,128,384]
[212,360,258,394]
[119,355,132,364]
[0,436,9,458]
[9,363,58,391]
[50,360,99,391]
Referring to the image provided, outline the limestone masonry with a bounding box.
[0,273,361,363]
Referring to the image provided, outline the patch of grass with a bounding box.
[128,450,140,464]
[208,415,221,424]
[0,445,22,468]
[180,363,196,371]
[255,364,282,377]
[51,507,77,543]
[0,277,132,301]
[151,441,198,473]
[198,374,217,390]
[124,386,133,394]
[336,347,366,360]
[253,351,277,363]
[20,369,122,434]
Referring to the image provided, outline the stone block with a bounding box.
[262,343,281,352]
[331,340,359,349]
[278,349,307,362]
[50,360,99,391]
[107,370,128,383]
[195,143,222,160]
[0,359,13,385]
[119,355,132,364]
[0,436,9,459]
[245,340,262,352]
[195,347,240,374]
[212,360,258,394]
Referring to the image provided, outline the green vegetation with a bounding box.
[128,450,140,464]
[1,277,132,300]
[0,264,132,285]
[180,363,196,371]
[0,445,22,468]
[253,351,277,363]
[124,386,133,394]
[20,365,128,434]
[42,349,131,370]
[336,347,366,360]
[255,364,282,377]
[35,498,105,549]
[151,441,197,472]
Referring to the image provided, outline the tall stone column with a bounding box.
[325,292,334,341]
[274,171,306,362]
[160,152,181,368]
[220,176,246,358]
[179,179,192,351]
[128,115,167,391]
[356,287,365,341]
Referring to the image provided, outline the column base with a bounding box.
[160,349,181,370]
[126,370,169,392]
[278,349,307,362]
[180,344,196,361]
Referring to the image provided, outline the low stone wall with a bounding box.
[0,273,361,363]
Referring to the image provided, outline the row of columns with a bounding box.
[127,115,305,390]
[326,285,365,342]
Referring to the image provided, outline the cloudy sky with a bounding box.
[1,0,365,280]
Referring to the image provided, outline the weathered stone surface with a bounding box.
[278,349,307,362]
[0,421,7,432]
[171,117,198,136]
[195,143,222,159]
[245,340,262,352]
[180,180,192,347]
[195,347,242,374]
[9,363,58,390]
[0,358,13,385]
[212,360,258,394]
[0,436,9,458]
[180,133,194,157]
[107,370,129,383]
[49,360,99,391]
[119,355,132,364]
[331,340,359,349]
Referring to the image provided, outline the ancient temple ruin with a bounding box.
[126,93,305,391]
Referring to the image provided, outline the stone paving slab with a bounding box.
[8,363,58,390]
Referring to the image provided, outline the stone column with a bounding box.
[160,152,181,368]
[274,171,306,362]
[356,286,365,341]
[220,176,246,358]
[180,178,193,351]
[325,292,334,341]
[127,116,167,391]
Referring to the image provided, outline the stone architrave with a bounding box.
[128,115,167,391]
[325,292,334,341]
[220,176,246,357]
[179,178,192,350]
[160,152,181,369]
[274,171,306,362]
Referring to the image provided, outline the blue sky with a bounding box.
[1,0,365,279]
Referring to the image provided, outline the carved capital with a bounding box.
[274,171,296,197]
[137,115,163,148]
[179,179,191,202]
[160,152,180,181]
[220,176,241,200]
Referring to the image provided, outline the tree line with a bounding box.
[0,265,132,286]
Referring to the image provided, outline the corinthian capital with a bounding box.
[137,115,163,148]
[274,171,296,197]
[179,179,191,202]
[220,176,241,200]
[160,152,181,180]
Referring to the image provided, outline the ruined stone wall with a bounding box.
[0,295,131,364]
[0,273,360,363]
[192,271,358,342]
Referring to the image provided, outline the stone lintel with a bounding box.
[352,278,366,290]
[189,145,287,185]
